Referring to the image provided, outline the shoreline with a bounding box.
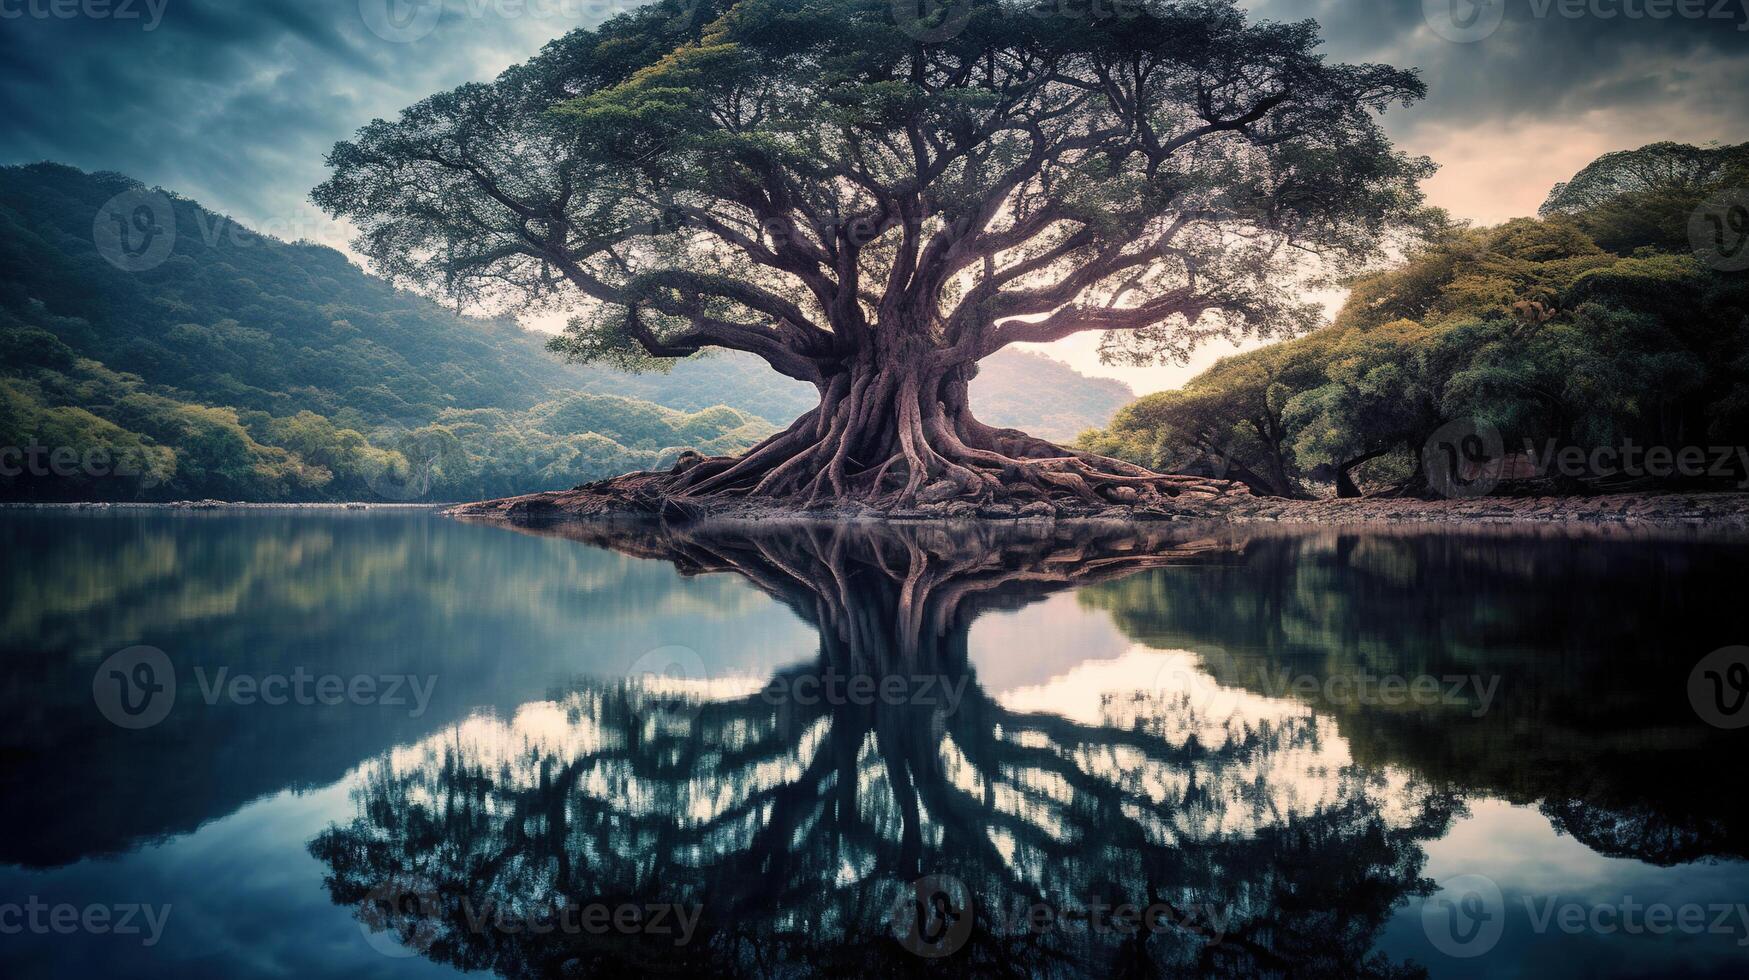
[8,490,1749,536]
[444,486,1749,535]
[0,500,444,511]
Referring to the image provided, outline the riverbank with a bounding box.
[444,486,1749,532]
[0,500,442,510]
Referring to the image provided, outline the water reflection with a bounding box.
[0,512,814,868]
[1075,526,1749,866]
[4,514,1744,977]
[312,521,1462,977]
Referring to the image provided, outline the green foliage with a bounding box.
[0,165,780,501]
[315,0,1432,383]
[1083,143,1749,496]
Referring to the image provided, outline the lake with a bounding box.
[1,510,1746,978]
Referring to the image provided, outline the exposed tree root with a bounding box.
[578,376,1246,514]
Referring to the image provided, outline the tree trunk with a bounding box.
[1335,447,1393,499]
[635,346,1241,507]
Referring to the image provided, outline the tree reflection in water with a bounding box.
[311,521,1458,978]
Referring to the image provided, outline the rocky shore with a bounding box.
[445,485,1749,534]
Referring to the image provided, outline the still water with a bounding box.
[0,510,1745,978]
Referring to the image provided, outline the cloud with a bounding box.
[4,0,1746,395]
[0,0,629,245]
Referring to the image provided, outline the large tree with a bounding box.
[315,0,1431,506]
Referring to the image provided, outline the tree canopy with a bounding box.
[1082,142,1749,498]
[316,0,1431,506]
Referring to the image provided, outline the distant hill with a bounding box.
[970,349,1133,443]
[581,347,1132,444]
[0,164,1131,500]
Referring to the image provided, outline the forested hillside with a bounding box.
[0,165,1127,500]
[1080,142,1749,498]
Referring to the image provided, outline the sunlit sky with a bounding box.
[3,0,1745,394]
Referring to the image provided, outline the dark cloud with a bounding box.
[1246,0,1749,131]
[0,0,627,240]
[1,0,1745,254]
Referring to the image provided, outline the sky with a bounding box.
[2,0,1746,394]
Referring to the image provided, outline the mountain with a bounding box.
[574,347,1132,444]
[969,349,1134,443]
[0,164,1132,500]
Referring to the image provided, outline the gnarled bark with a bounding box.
[592,351,1244,510]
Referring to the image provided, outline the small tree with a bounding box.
[316,0,1431,505]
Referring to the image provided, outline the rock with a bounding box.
[1018,501,1057,518]
[977,502,1019,518]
